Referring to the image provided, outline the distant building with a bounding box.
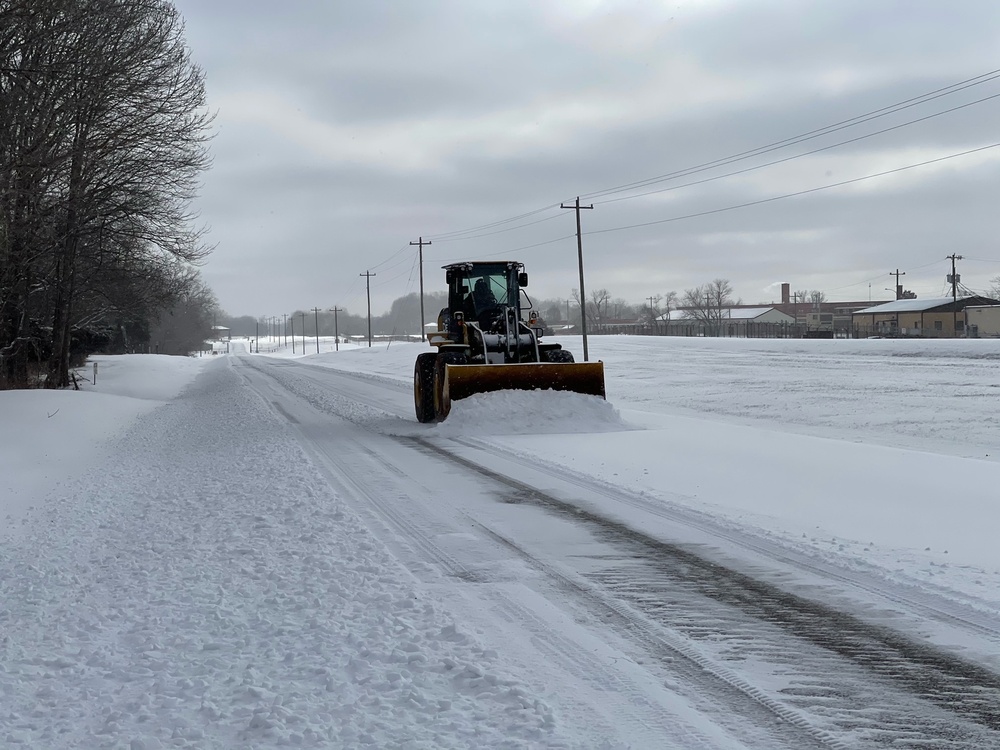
[852,296,999,338]
[660,307,794,336]
[965,305,1000,338]
[771,283,875,334]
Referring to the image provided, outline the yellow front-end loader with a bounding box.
[413,261,605,422]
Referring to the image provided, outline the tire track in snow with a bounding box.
[455,434,1000,644]
[244,357,829,748]
[244,354,1000,747]
[416,437,1000,748]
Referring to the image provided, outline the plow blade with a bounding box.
[445,361,606,406]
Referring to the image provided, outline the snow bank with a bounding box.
[436,389,629,436]
[0,354,207,537]
[0,361,571,748]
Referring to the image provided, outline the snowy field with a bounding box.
[2,336,999,748]
[266,334,1000,604]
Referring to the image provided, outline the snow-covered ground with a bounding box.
[265,334,1000,609]
[2,336,999,748]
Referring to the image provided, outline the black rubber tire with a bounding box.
[541,347,574,363]
[414,352,437,423]
[433,351,467,421]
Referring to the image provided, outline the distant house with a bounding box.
[661,307,795,336]
[852,296,999,338]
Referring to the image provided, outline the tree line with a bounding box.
[217,280,836,341]
[0,0,215,388]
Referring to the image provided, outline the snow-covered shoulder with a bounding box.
[0,354,209,537]
[0,358,571,748]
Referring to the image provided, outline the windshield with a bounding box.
[457,265,514,313]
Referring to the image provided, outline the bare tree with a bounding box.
[989,276,1000,300]
[148,265,218,355]
[0,0,213,387]
[570,287,611,331]
[682,279,738,336]
[662,290,677,320]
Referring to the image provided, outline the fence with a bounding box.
[630,322,874,339]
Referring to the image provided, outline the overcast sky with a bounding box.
[171,0,1000,319]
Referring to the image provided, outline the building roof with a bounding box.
[854,296,990,314]
[664,307,790,322]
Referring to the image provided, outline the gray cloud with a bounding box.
[172,0,1000,317]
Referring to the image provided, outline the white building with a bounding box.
[660,307,795,336]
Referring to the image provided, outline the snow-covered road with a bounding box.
[3,337,1000,748]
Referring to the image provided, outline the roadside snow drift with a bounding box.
[436,389,629,436]
[0,361,566,748]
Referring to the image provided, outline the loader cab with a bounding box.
[445,261,527,326]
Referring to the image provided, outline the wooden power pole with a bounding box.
[311,307,321,353]
[560,197,594,361]
[360,270,376,347]
[410,237,431,341]
[329,306,342,351]
[948,254,964,336]
[889,268,906,299]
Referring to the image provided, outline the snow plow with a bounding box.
[413,261,605,422]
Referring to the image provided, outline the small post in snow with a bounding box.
[93,362,98,385]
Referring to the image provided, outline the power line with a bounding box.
[429,211,565,244]
[413,68,1000,247]
[578,68,1000,202]
[431,233,577,266]
[425,203,562,242]
[582,142,1000,238]
[347,68,1000,307]
[369,243,411,271]
[592,91,1000,207]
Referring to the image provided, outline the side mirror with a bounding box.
[446,269,454,284]
[518,272,528,287]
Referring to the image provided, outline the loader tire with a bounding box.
[414,353,437,423]
[541,348,575,363]
[433,351,467,421]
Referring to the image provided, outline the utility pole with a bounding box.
[311,307,321,353]
[560,197,594,361]
[647,296,658,335]
[790,292,802,333]
[329,306,342,351]
[360,270,376,347]
[889,268,906,300]
[255,319,259,354]
[290,314,296,354]
[282,313,288,347]
[410,237,431,342]
[948,254,964,337]
[299,312,306,353]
